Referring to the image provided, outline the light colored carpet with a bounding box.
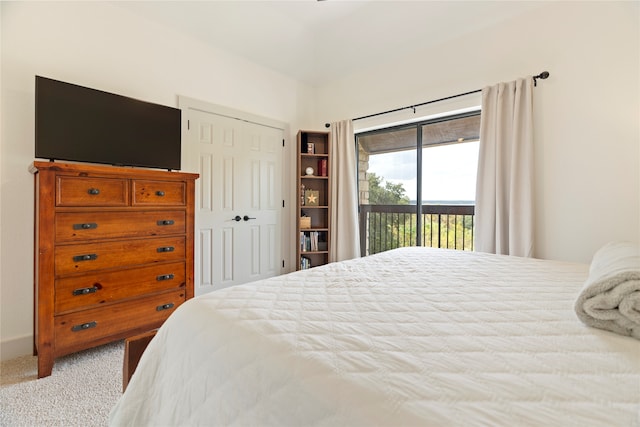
[0,341,124,427]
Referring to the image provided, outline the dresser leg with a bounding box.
[37,352,54,378]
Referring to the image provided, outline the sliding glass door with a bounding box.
[358,126,417,254]
[357,111,480,256]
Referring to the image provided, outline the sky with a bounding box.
[367,140,479,203]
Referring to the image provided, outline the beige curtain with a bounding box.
[329,120,360,262]
[475,77,534,257]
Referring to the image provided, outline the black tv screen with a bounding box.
[35,76,181,170]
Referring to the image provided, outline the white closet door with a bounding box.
[184,105,283,295]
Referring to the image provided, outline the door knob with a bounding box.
[243,215,256,221]
[231,215,242,222]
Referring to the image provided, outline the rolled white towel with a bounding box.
[575,241,640,339]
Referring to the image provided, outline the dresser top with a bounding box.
[30,161,199,181]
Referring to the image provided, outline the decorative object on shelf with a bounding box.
[307,143,315,154]
[300,216,311,229]
[305,189,319,206]
[305,167,314,176]
[300,183,305,206]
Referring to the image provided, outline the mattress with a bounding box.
[109,247,640,426]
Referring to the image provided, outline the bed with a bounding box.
[109,246,640,426]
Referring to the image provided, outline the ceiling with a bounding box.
[114,1,544,87]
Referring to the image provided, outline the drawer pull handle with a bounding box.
[157,220,175,226]
[73,286,98,296]
[156,191,165,197]
[87,188,100,195]
[157,303,174,311]
[157,274,175,281]
[157,246,175,253]
[73,253,98,262]
[71,321,97,332]
[73,222,98,230]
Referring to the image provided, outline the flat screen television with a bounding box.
[35,76,181,170]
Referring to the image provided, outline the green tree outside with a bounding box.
[366,173,413,253]
[368,173,410,205]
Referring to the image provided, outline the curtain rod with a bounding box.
[324,71,550,128]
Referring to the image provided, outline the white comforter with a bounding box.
[110,247,640,426]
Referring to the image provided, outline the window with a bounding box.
[357,112,480,256]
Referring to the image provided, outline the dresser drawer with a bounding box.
[55,261,186,314]
[54,289,186,354]
[57,176,128,207]
[55,236,186,276]
[132,180,185,206]
[55,211,186,243]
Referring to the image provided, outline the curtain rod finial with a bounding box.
[533,71,550,86]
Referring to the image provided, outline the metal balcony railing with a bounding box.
[359,204,475,256]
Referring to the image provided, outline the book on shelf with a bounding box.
[300,231,320,252]
[300,256,311,270]
[317,158,327,177]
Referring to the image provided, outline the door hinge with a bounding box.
[282,260,285,268]
[187,119,190,130]
[282,200,285,208]
[282,139,285,147]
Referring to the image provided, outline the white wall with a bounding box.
[317,1,640,264]
[0,1,314,360]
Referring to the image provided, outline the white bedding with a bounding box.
[109,247,640,426]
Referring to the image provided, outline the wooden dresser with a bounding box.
[31,161,198,378]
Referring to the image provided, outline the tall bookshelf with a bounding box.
[296,130,331,270]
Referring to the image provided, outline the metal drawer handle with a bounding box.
[157,220,174,226]
[72,286,99,296]
[156,303,174,311]
[71,321,97,332]
[156,274,175,281]
[157,246,175,253]
[73,222,98,230]
[87,188,100,195]
[156,191,165,196]
[73,253,98,262]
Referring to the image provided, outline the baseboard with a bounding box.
[1,334,33,362]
